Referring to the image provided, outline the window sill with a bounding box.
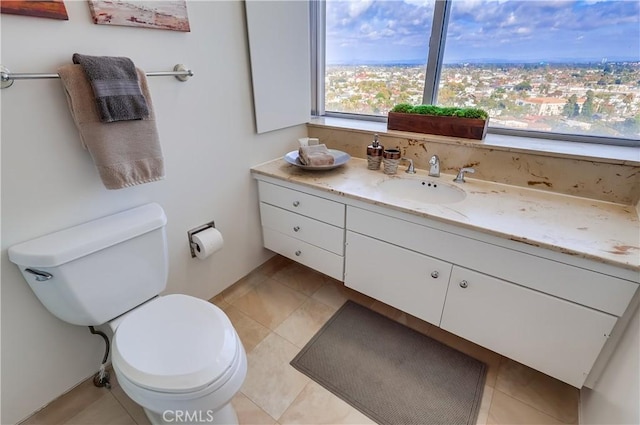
[308,117,640,166]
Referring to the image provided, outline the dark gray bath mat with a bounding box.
[290,301,486,425]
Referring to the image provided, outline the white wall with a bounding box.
[0,2,306,423]
[580,304,640,425]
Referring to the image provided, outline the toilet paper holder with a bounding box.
[187,221,216,258]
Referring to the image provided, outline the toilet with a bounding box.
[8,203,247,425]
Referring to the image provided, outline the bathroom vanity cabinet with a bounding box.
[345,206,625,388]
[252,170,639,388]
[257,181,345,281]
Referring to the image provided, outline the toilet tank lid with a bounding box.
[8,203,167,268]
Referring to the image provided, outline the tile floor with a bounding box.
[21,255,579,425]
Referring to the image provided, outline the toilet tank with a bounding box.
[8,203,169,326]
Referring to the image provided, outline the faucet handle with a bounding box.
[453,167,475,183]
[401,158,416,174]
[428,155,440,177]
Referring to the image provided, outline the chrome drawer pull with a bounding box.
[293,201,300,207]
[25,268,53,282]
[431,271,439,279]
[459,280,468,288]
[293,226,300,232]
[295,250,302,256]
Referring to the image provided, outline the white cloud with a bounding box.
[348,0,374,19]
[328,0,638,63]
[359,22,373,33]
[452,0,484,14]
[403,0,430,7]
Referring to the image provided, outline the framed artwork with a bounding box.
[1,1,68,20]
[88,1,190,32]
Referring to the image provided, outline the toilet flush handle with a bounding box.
[25,268,53,282]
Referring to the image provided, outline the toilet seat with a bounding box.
[112,294,238,394]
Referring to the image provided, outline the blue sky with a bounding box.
[326,0,640,64]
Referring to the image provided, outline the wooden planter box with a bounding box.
[387,112,488,140]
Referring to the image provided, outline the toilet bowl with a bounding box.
[7,204,247,425]
[110,294,247,425]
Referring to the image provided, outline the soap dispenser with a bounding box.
[366,134,384,170]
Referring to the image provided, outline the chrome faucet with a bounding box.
[401,158,416,174]
[453,167,475,183]
[428,155,440,177]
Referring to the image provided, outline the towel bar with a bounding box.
[0,64,193,89]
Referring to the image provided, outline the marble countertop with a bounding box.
[251,157,640,272]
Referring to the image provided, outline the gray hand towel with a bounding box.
[58,64,164,190]
[72,53,149,123]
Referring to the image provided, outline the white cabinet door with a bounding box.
[441,266,618,387]
[345,231,452,325]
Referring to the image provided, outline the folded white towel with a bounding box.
[298,144,335,166]
[298,137,319,147]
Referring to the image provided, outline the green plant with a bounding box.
[390,104,489,120]
[390,103,414,113]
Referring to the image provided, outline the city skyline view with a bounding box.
[325,62,640,139]
[326,0,640,64]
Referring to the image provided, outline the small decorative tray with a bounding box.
[284,149,351,170]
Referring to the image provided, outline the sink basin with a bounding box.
[377,177,466,204]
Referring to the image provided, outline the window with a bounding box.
[317,0,640,145]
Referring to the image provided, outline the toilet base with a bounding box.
[143,403,239,425]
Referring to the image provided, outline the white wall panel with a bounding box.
[245,0,311,133]
[0,2,306,422]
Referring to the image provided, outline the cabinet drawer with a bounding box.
[258,181,345,227]
[262,227,344,281]
[441,266,617,387]
[347,206,636,316]
[345,231,452,325]
[260,203,344,255]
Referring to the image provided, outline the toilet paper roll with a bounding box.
[192,227,224,259]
